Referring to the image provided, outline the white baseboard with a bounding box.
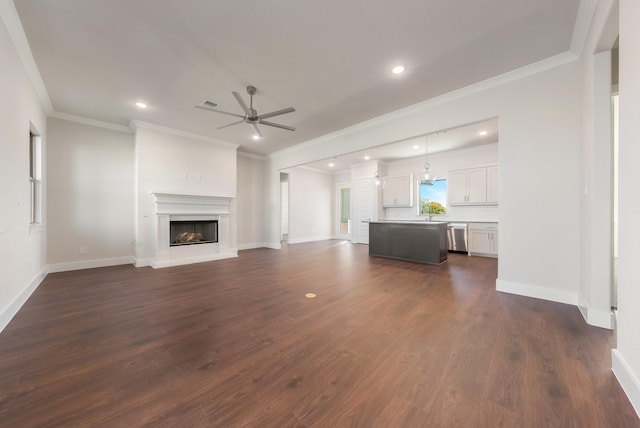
[612,349,640,419]
[577,294,614,329]
[287,236,333,244]
[237,242,269,250]
[48,256,134,273]
[150,251,237,269]
[134,257,153,267]
[0,267,48,333]
[496,278,578,306]
[264,242,282,250]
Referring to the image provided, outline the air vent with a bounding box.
[199,100,218,109]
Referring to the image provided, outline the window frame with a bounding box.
[29,124,42,230]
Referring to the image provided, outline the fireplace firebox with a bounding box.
[170,220,218,246]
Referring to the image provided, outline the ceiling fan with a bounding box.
[195,85,295,138]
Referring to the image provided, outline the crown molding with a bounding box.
[268,51,578,161]
[129,120,239,150]
[570,0,599,56]
[237,151,266,160]
[294,164,336,175]
[1,0,53,114]
[50,111,132,133]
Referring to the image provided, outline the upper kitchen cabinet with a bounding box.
[382,174,413,207]
[448,166,498,205]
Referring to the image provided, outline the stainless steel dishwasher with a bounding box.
[447,223,468,252]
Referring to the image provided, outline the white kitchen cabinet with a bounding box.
[448,170,470,205]
[448,166,498,205]
[382,175,413,207]
[468,223,498,257]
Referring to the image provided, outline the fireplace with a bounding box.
[149,193,236,268]
[170,220,218,246]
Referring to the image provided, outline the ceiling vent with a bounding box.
[199,100,219,109]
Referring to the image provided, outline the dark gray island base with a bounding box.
[368,221,448,265]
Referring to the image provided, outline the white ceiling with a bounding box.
[13,0,581,156]
[301,117,499,173]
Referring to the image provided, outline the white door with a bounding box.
[355,178,374,244]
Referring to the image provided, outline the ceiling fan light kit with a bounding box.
[195,85,295,139]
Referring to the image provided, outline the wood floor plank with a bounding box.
[0,241,638,427]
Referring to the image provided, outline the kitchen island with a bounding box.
[368,221,448,265]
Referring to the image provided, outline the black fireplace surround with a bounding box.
[170,220,218,246]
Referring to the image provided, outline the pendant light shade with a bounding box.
[374,170,382,187]
[423,136,437,185]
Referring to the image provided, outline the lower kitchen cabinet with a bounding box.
[468,222,498,257]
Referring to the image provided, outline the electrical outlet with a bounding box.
[79,246,87,254]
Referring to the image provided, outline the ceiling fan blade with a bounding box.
[217,119,245,130]
[259,119,296,131]
[249,123,263,138]
[257,107,295,120]
[194,104,245,119]
[232,91,251,115]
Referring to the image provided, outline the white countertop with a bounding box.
[368,219,498,224]
[365,220,448,225]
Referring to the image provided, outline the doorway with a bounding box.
[611,41,619,310]
[336,183,351,239]
[280,172,289,242]
[354,177,374,244]
[612,92,618,309]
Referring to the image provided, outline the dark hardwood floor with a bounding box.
[0,240,638,427]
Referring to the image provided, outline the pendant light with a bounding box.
[423,135,437,185]
[374,170,384,188]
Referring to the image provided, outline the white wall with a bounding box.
[0,13,48,331]
[578,0,618,330]
[384,143,499,221]
[333,171,351,184]
[133,125,238,264]
[266,57,583,306]
[284,167,333,244]
[614,0,640,417]
[237,154,267,249]
[47,118,135,271]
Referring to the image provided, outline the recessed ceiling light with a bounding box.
[135,101,147,109]
[412,145,419,149]
[252,135,261,140]
[329,162,335,167]
[392,65,406,74]
[364,155,371,160]
[479,130,488,136]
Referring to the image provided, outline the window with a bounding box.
[29,127,42,225]
[418,179,447,215]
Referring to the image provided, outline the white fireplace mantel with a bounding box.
[152,193,232,215]
[150,193,236,268]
